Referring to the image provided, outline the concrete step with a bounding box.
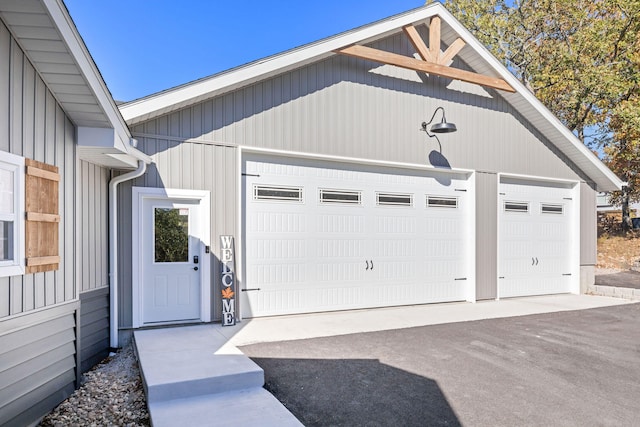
[139,350,265,403]
[134,325,264,403]
[148,388,303,427]
[133,324,301,426]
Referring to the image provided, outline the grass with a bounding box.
[597,231,640,269]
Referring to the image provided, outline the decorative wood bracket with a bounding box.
[334,16,515,93]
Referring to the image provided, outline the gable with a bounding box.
[121,3,621,191]
[130,28,583,184]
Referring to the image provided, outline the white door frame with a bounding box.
[132,187,211,327]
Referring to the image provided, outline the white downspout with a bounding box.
[109,160,147,349]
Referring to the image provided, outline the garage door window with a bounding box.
[504,201,529,213]
[254,185,303,202]
[541,203,563,214]
[319,189,361,205]
[376,192,412,207]
[427,196,458,208]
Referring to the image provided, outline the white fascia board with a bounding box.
[43,0,131,145]
[433,7,624,192]
[120,4,444,124]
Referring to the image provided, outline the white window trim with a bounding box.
[0,151,25,277]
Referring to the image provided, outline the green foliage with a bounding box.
[154,208,189,263]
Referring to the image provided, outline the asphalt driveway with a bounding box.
[595,270,640,289]
[240,303,640,427]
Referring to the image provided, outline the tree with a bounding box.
[437,0,640,229]
[154,208,189,262]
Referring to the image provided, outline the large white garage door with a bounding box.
[242,156,473,317]
[498,178,577,298]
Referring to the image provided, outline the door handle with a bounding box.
[193,266,199,271]
[532,257,535,266]
[370,260,373,270]
[535,257,539,266]
[365,260,370,270]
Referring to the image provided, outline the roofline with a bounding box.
[44,0,132,145]
[120,4,445,124]
[119,2,622,191]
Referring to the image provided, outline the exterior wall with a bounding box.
[126,25,600,315]
[0,18,77,317]
[0,18,84,425]
[79,287,109,372]
[117,142,237,329]
[79,161,109,293]
[0,302,78,426]
[78,161,110,370]
[580,182,598,266]
[475,172,498,300]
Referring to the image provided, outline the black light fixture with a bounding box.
[422,107,457,134]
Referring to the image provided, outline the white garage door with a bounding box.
[242,156,473,317]
[498,178,577,298]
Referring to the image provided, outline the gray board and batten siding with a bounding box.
[124,24,597,309]
[78,161,111,372]
[0,18,111,426]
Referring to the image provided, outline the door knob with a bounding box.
[193,266,199,271]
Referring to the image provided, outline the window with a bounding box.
[254,185,303,202]
[154,208,189,263]
[504,201,529,213]
[427,195,458,208]
[0,151,25,277]
[319,189,361,205]
[541,203,563,214]
[377,192,412,207]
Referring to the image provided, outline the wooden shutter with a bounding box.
[25,158,60,274]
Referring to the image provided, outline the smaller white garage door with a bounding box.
[498,178,578,298]
[242,156,474,317]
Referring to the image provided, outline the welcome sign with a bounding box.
[220,235,236,326]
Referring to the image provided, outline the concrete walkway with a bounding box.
[134,294,635,426]
[134,326,302,427]
[219,293,634,346]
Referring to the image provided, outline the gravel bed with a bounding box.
[39,344,149,426]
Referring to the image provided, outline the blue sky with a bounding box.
[64,0,426,102]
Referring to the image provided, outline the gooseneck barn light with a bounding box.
[422,106,457,134]
[421,107,457,154]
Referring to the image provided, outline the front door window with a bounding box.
[154,208,189,263]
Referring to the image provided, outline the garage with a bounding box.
[498,177,579,298]
[241,155,475,317]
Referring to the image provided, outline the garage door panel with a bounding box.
[243,157,472,317]
[499,179,575,298]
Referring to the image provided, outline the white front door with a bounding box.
[133,188,210,326]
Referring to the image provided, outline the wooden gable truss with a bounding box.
[335,16,515,93]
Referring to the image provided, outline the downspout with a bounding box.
[109,160,147,349]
